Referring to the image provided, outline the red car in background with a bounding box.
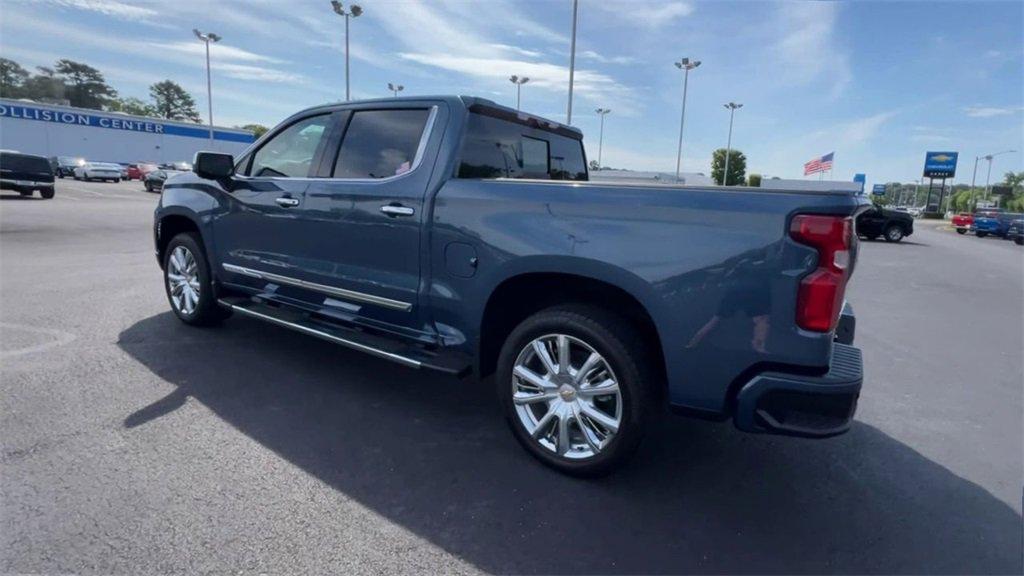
[127,163,159,180]
[952,212,973,234]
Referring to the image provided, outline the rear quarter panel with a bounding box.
[430,180,866,413]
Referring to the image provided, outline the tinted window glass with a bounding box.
[521,136,549,176]
[1,153,52,173]
[248,114,330,177]
[457,112,587,181]
[332,109,430,179]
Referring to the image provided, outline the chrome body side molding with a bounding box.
[222,263,412,312]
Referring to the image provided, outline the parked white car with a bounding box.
[73,162,122,182]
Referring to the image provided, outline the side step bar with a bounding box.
[218,297,471,377]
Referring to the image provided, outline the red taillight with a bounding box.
[789,214,853,332]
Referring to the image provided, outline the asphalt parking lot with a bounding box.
[2,179,1021,574]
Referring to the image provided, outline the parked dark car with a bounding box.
[856,206,914,242]
[1,151,55,199]
[153,96,867,476]
[144,168,184,192]
[159,161,192,171]
[51,155,84,178]
[1005,217,1024,245]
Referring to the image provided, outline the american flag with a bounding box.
[804,152,835,175]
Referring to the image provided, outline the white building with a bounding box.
[0,98,254,163]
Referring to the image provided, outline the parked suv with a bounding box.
[856,206,914,242]
[1,151,55,198]
[153,96,866,475]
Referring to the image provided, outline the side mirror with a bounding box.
[193,151,235,179]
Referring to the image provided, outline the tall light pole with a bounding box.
[721,102,742,185]
[509,75,529,110]
[330,1,363,101]
[566,0,579,125]
[982,149,1016,202]
[673,57,700,182]
[388,82,404,98]
[595,108,611,169]
[193,29,221,146]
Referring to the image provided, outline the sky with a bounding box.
[1,0,1022,185]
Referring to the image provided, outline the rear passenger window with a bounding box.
[332,109,430,179]
[457,112,587,181]
[248,114,330,177]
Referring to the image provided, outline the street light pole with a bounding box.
[981,149,1016,202]
[193,29,221,146]
[673,58,701,182]
[595,108,611,169]
[509,75,530,110]
[387,83,404,98]
[721,102,742,185]
[566,0,578,124]
[330,1,363,101]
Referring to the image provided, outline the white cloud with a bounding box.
[580,50,635,65]
[148,41,285,64]
[595,1,693,28]
[50,0,155,19]
[772,2,852,98]
[488,44,544,59]
[965,105,1022,118]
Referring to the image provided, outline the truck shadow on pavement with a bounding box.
[118,312,1022,575]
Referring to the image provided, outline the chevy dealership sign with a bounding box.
[0,102,253,143]
[923,151,958,178]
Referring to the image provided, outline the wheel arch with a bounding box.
[476,260,667,398]
[156,211,204,269]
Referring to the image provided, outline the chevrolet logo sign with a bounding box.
[929,154,953,162]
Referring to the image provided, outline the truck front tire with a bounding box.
[496,304,652,476]
[163,232,230,326]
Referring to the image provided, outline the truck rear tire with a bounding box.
[496,304,653,477]
[884,225,904,242]
[162,232,230,326]
[40,188,54,199]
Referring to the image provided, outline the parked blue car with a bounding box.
[972,211,1022,238]
[153,96,869,475]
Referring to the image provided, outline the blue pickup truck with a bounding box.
[154,96,867,475]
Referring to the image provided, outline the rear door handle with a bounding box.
[380,204,415,217]
[275,196,300,207]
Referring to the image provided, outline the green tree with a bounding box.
[0,58,30,98]
[1001,171,1024,194]
[150,80,201,123]
[746,173,762,187]
[21,66,66,103]
[239,123,269,138]
[107,96,157,117]
[711,148,746,186]
[54,59,116,109]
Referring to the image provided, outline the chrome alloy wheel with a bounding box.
[166,245,201,315]
[511,334,623,459]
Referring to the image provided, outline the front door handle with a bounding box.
[275,196,300,207]
[380,204,415,217]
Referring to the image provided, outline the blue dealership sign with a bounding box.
[871,184,886,196]
[923,151,958,178]
[854,173,866,193]
[0,102,254,143]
